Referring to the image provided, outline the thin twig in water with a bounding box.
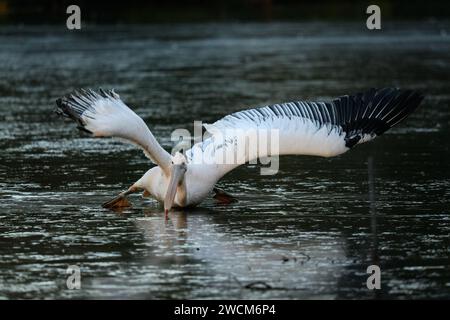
[231,275,305,291]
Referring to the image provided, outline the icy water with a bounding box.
[1,22,450,299]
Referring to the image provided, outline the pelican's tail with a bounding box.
[336,88,424,148]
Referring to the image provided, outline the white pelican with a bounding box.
[55,88,424,213]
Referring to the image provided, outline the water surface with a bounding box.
[1,22,450,299]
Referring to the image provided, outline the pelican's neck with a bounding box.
[141,126,172,175]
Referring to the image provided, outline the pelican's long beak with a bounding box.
[164,163,187,214]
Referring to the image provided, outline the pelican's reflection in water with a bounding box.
[121,206,349,299]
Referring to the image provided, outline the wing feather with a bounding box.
[186,88,423,179]
[56,89,172,173]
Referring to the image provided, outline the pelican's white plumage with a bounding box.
[56,87,424,211]
[57,89,172,174]
[186,105,349,181]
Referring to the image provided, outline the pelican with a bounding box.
[55,88,424,213]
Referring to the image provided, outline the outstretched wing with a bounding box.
[55,89,172,173]
[186,88,424,179]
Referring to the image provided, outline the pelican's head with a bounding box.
[171,151,187,166]
[133,152,188,212]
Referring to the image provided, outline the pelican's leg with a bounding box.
[213,187,238,204]
[102,185,139,209]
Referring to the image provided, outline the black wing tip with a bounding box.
[55,88,120,133]
[353,87,425,100]
[54,97,73,118]
[355,86,425,117]
[55,88,96,129]
[341,87,425,149]
[54,98,66,117]
[382,87,425,114]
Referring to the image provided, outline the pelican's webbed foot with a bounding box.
[102,186,138,210]
[213,187,238,204]
[102,194,132,209]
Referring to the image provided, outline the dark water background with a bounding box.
[0,22,449,299]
